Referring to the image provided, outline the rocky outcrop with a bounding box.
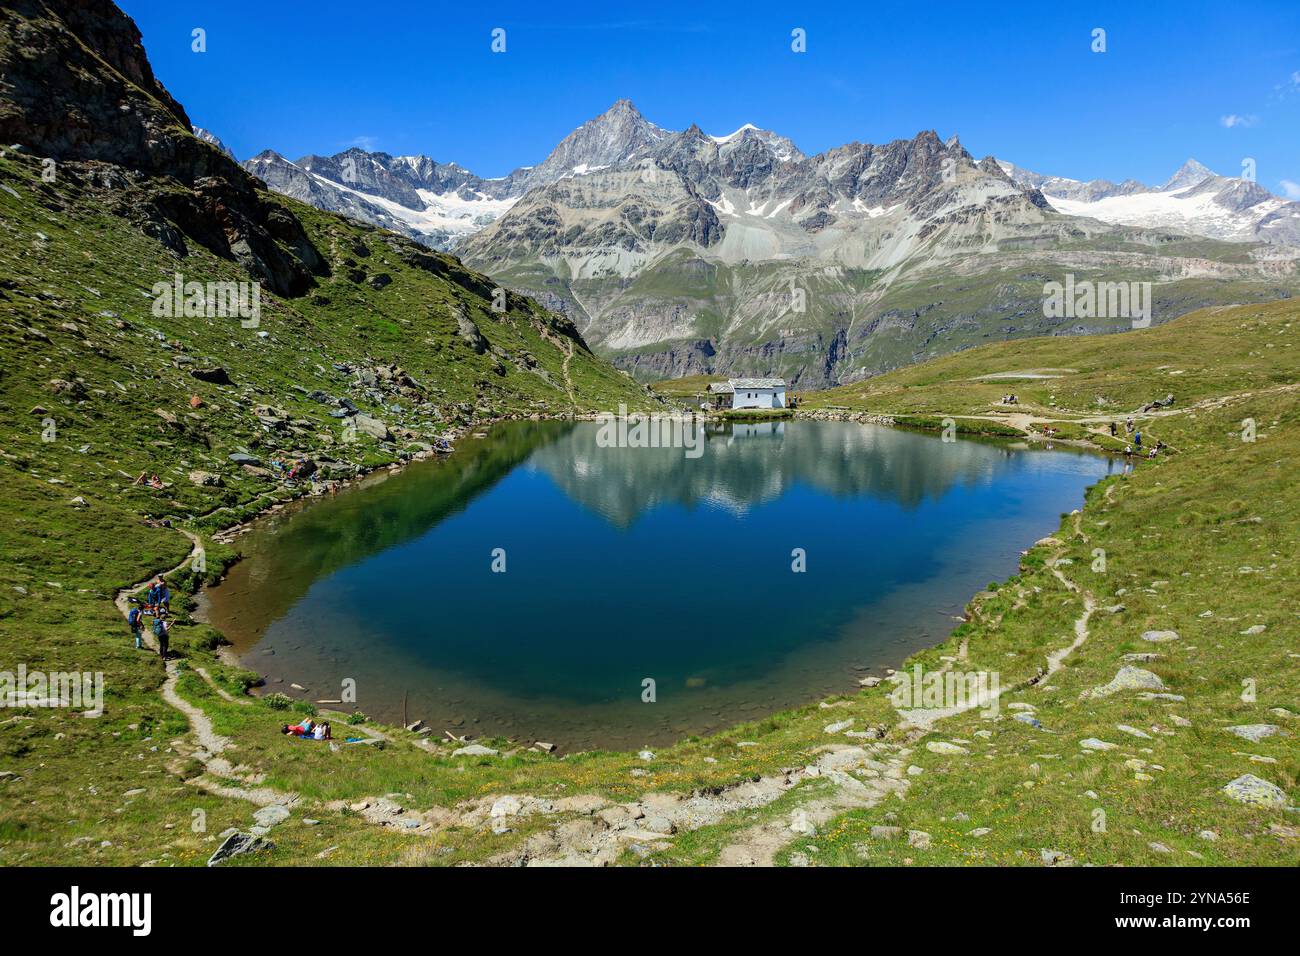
[0,0,326,296]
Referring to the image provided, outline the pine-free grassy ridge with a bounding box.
[1,135,1296,863]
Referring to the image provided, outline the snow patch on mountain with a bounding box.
[1048,185,1288,241]
[710,123,760,144]
[309,172,517,238]
[1001,157,1300,245]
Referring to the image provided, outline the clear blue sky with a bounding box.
[119,0,1300,195]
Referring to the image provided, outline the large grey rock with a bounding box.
[1226,724,1281,743]
[926,741,969,755]
[252,805,291,828]
[206,831,272,867]
[452,744,498,757]
[1140,630,1180,643]
[490,796,522,818]
[456,311,489,354]
[1082,666,1166,699]
[351,414,390,441]
[1221,773,1288,808]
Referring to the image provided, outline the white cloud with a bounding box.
[347,135,379,150]
[1279,179,1300,200]
[1219,114,1259,128]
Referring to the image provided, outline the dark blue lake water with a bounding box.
[200,420,1114,749]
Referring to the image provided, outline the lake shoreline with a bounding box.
[193,414,1112,751]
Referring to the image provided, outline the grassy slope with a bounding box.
[769,299,1298,866]
[1,135,1296,864]
[0,143,650,864]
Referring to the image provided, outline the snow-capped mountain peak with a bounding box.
[1161,158,1216,192]
[1000,156,1300,245]
[710,123,760,144]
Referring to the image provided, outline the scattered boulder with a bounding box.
[926,741,969,755]
[1226,725,1281,743]
[452,744,498,757]
[1222,773,1288,808]
[490,796,522,819]
[456,310,489,353]
[188,469,223,487]
[1082,666,1166,699]
[190,367,232,385]
[252,805,291,828]
[789,812,816,836]
[207,831,272,867]
[351,413,390,441]
[1141,630,1180,643]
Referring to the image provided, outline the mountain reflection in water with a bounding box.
[199,420,1113,750]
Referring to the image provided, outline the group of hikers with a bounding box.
[126,576,173,658]
[1000,394,1019,405]
[1108,417,1165,459]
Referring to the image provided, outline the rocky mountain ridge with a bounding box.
[227,100,1300,386]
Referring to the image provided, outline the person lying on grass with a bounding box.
[282,719,331,740]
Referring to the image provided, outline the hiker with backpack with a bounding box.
[127,600,144,649]
[147,577,170,614]
[152,609,171,659]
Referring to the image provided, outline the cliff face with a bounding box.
[0,0,324,295]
